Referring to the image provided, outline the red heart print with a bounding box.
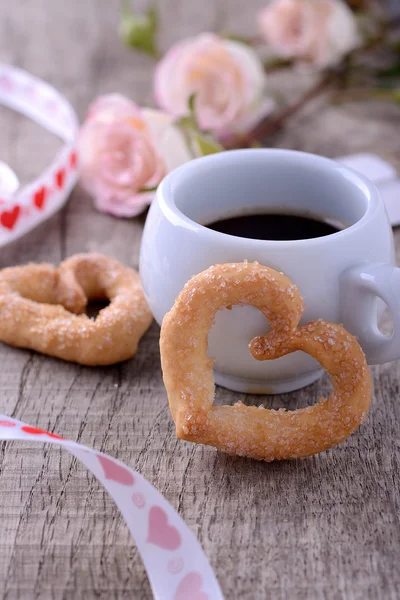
[55,168,65,189]
[0,420,16,427]
[0,205,20,230]
[69,151,77,169]
[174,572,208,600]
[21,425,63,439]
[147,506,182,551]
[33,186,46,210]
[97,455,135,486]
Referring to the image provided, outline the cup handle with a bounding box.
[340,262,400,365]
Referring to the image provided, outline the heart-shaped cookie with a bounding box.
[0,253,152,366]
[160,262,372,461]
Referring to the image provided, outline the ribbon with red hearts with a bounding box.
[0,64,78,246]
[0,416,223,600]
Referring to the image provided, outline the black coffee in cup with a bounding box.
[206,211,344,241]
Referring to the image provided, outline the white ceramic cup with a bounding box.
[140,149,400,394]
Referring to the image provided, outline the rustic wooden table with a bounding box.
[0,1,399,598]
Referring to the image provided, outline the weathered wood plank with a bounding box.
[0,0,399,598]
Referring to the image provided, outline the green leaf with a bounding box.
[263,57,293,71]
[119,2,158,57]
[220,32,253,46]
[175,97,198,132]
[188,93,196,116]
[175,95,223,157]
[194,133,223,156]
[139,185,158,193]
[176,116,193,128]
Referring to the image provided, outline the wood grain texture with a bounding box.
[0,0,399,598]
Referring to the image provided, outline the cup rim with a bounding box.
[157,148,382,247]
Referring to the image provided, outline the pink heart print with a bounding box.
[46,98,58,113]
[147,506,182,551]
[97,455,135,486]
[174,572,208,600]
[0,75,14,91]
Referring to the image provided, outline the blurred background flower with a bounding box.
[154,33,272,137]
[258,0,361,68]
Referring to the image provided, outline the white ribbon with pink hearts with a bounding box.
[0,64,78,246]
[0,415,224,600]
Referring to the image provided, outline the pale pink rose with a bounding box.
[154,34,273,136]
[258,0,361,68]
[78,94,191,217]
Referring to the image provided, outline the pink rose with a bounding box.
[78,94,191,217]
[154,34,273,137]
[258,0,361,68]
